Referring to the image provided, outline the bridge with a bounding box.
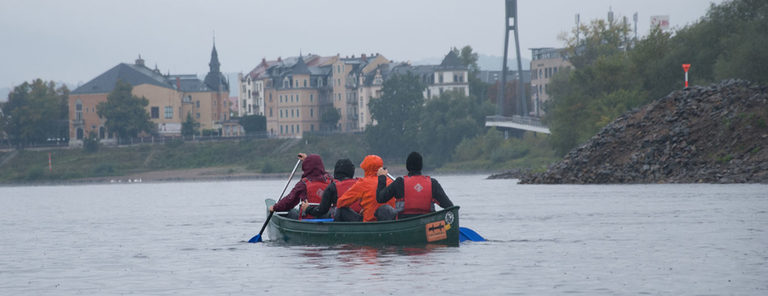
[485,115,551,134]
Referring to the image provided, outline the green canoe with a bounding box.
[264,199,461,246]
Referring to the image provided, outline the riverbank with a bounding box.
[521,80,768,184]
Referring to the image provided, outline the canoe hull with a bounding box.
[265,199,460,246]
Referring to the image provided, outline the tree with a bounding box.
[417,90,494,166]
[454,45,490,103]
[96,80,153,144]
[319,105,340,131]
[181,112,200,137]
[236,114,266,135]
[365,73,425,157]
[1,79,69,147]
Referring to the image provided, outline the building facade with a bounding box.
[238,50,470,138]
[529,47,572,115]
[68,45,230,146]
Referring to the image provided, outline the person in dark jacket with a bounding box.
[300,158,360,221]
[376,151,454,220]
[269,153,331,219]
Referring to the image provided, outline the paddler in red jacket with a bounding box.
[269,153,331,219]
[300,158,361,221]
[375,152,454,220]
[337,155,395,222]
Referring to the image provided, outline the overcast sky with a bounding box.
[1,0,725,92]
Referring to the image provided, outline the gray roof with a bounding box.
[439,50,465,69]
[291,56,311,75]
[72,63,173,94]
[167,74,212,92]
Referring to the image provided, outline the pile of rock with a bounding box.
[521,79,768,184]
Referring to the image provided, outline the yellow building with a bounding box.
[68,45,229,146]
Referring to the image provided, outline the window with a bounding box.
[310,94,313,102]
[291,125,294,133]
[303,80,307,87]
[99,127,105,139]
[164,106,173,119]
[439,73,444,83]
[151,107,159,119]
[311,124,314,131]
[296,109,300,117]
[269,93,272,102]
[296,94,300,102]
[196,113,200,119]
[280,125,283,134]
[310,108,314,118]
[296,125,300,133]
[75,99,83,120]
[337,65,341,73]
[280,109,283,118]
[269,108,273,117]
[196,101,200,108]
[76,128,83,140]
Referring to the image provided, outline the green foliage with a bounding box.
[417,90,494,167]
[1,79,69,147]
[545,0,768,156]
[83,131,100,153]
[455,45,490,103]
[365,72,425,158]
[447,128,558,171]
[96,80,154,143]
[236,114,266,134]
[319,105,340,131]
[181,112,200,137]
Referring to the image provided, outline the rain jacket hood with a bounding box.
[301,154,327,180]
[360,155,383,177]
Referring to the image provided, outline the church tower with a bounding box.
[204,41,229,92]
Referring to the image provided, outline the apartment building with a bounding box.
[530,47,572,115]
[239,50,469,138]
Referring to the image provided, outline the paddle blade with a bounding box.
[459,227,486,242]
[248,234,263,243]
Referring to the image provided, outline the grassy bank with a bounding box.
[0,131,559,183]
[0,133,369,183]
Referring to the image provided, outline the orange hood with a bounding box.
[360,155,383,177]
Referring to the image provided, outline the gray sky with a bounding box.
[0,0,724,92]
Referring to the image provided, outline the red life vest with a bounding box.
[401,175,433,215]
[301,177,331,219]
[334,178,361,214]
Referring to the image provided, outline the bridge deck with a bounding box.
[485,115,551,134]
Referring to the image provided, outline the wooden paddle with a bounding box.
[248,158,303,243]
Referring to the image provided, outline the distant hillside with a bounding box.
[412,53,531,71]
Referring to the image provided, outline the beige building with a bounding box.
[530,47,572,115]
[68,45,230,146]
[240,51,469,138]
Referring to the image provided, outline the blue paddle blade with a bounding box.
[248,234,263,243]
[459,227,486,242]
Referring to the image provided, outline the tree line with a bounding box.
[545,0,768,155]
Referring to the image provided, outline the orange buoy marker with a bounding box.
[682,64,691,88]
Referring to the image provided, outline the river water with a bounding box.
[1,175,766,295]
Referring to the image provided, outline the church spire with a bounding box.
[209,40,221,74]
[204,39,228,92]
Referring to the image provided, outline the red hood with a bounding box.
[301,154,326,179]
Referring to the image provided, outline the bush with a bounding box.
[83,132,100,153]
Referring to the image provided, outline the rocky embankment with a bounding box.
[521,79,768,184]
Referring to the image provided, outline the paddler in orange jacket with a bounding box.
[336,155,395,222]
